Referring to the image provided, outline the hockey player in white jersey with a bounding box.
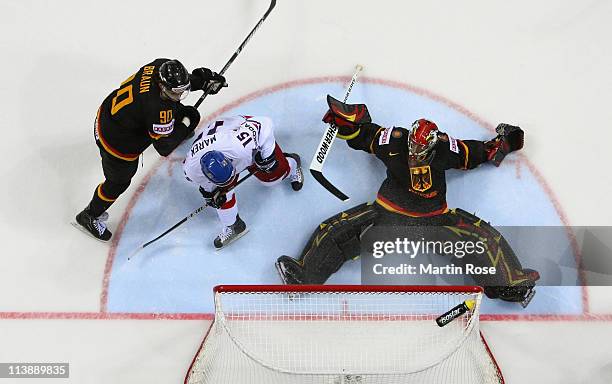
[183,115,303,249]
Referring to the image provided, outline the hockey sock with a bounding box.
[216,192,239,227]
[88,183,115,217]
[87,180,131,217]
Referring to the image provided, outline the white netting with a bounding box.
[185,286,503,384]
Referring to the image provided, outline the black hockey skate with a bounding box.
[73,207,112,242]
[284,153,304,191]
[214,215,248,250]
[484,269,540,308]
[275,255,306,284]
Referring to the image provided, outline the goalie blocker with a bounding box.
[322,94,372,140]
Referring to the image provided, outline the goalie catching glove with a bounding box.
[322,95,371,140]
[485,123,524,166]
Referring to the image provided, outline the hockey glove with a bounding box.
[322,95,371,140]
[254,150,278,173]
[199,187,227,209]
[484,123,524,167]
[191,68,227,94]
[177,104,201,132]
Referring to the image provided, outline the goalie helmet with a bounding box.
[408,119,439,162]
[200,151,237,187]
[158,59,191,102]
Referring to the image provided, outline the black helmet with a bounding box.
[158,59,190,101]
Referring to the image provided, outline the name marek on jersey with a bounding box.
[191,135,217,156]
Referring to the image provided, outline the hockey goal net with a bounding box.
[184,285,504,384]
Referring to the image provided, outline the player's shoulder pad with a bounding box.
[243,115,271,132]
[243,115,271,125]
[436,131,460,154]
[378,126,408,146]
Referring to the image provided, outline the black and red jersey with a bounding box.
[346,123,488,216]
[95,58,190,161]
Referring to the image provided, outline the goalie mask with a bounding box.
[158,59,191,102]
[408,119,439,163]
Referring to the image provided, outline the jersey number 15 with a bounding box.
[236,132,253,147]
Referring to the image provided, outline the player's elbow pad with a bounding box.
[155,144,174,157]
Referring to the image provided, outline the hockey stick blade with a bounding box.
[128,171,256,261]
[310,169,349,201]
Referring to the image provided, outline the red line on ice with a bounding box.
[0,312,213,320]
[1,311,612,322]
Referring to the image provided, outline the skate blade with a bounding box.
[70,221,110,243]
[520,288,536,308]
[275,261,290,284]
[214,229,249,251]
[273,264,303,301]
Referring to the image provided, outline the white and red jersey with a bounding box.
[183,115,277,192]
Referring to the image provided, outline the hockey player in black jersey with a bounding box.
[74,58,227,241]
[276,95,540,306]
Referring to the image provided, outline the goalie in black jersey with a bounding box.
[276,95,540,306]
[74,58,227,241]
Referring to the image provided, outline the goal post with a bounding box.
[185,285,504,384]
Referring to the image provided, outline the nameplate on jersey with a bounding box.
[379,127,394,146]
[152,120,175,135]
[448,135,459,154]
[190,135,217,157]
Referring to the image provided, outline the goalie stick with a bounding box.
[194,0,277,109]
[127,171,256,261]
[309,65,363,201]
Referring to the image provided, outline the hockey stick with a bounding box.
[309,65,364,201]
[194,0,277,109]
[127,171,256,260]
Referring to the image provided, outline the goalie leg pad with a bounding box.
[297,203,378,284]
[484,269,540,307]
[444,208,540,300]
